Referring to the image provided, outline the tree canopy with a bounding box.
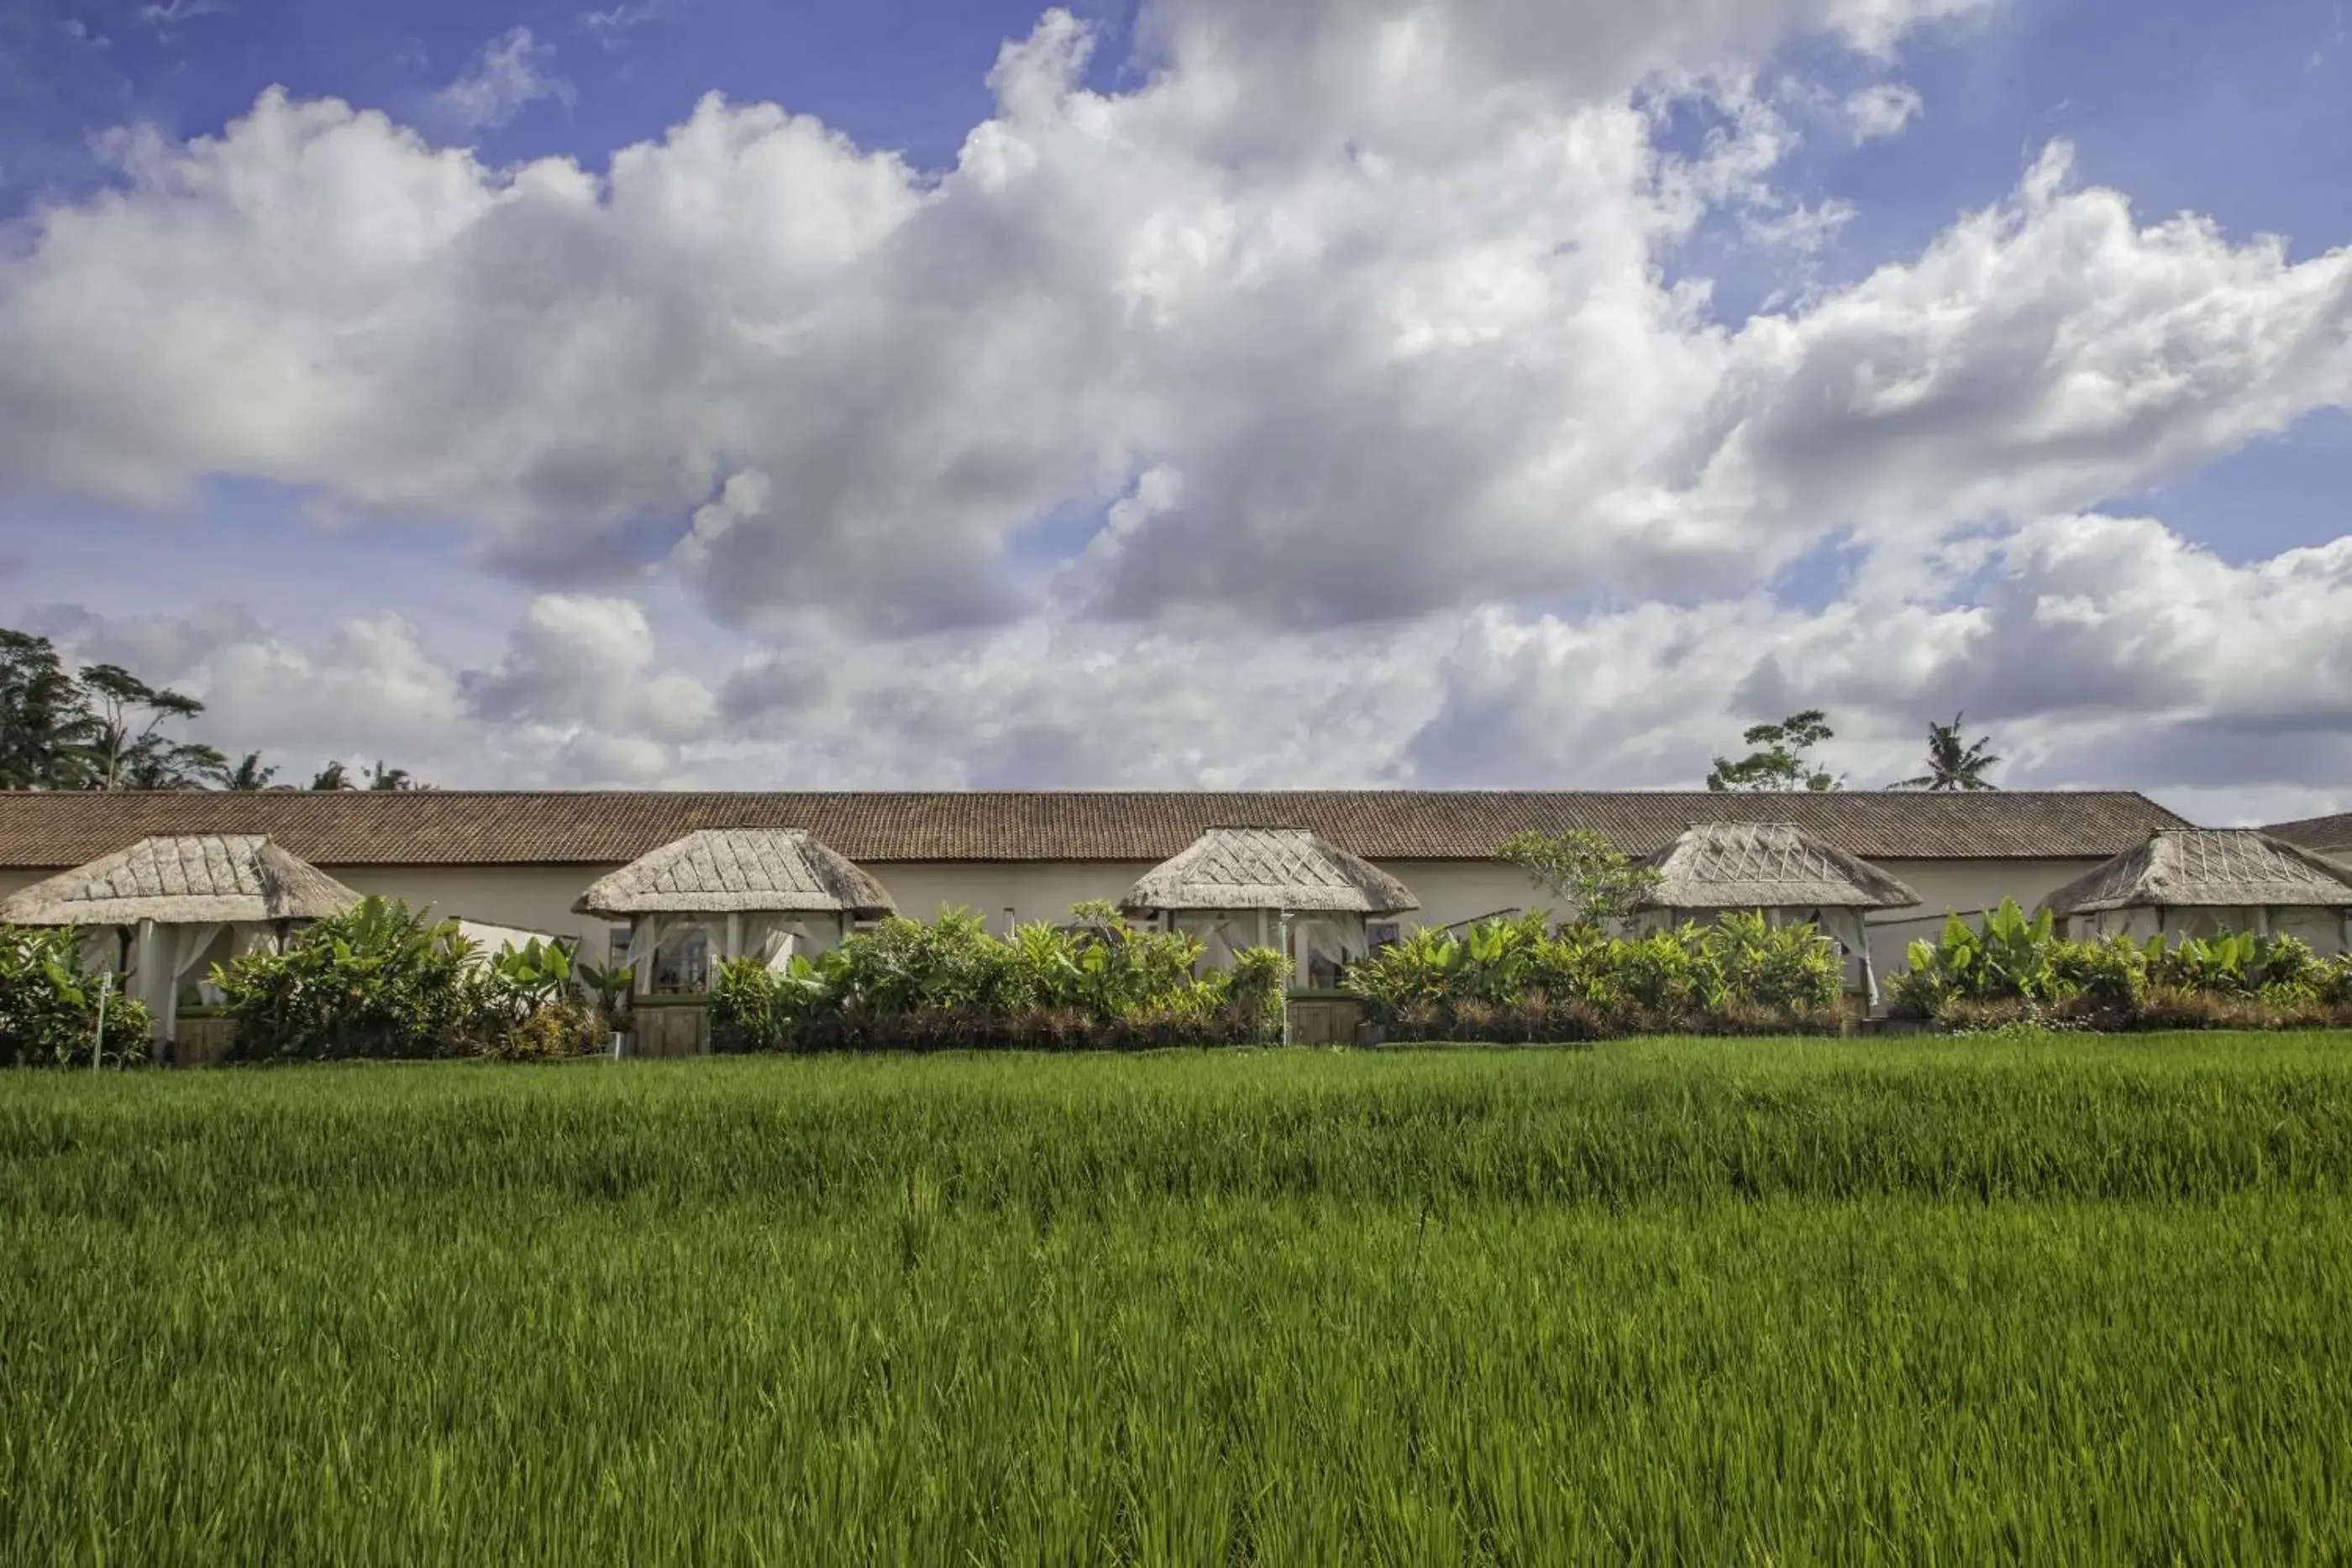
[1497,829,1661,926]
[1705,710,1842,793]
[1893,713,2002,792]
[0,625,424,793]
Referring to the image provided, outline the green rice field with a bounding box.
[7,1034,2352,1563]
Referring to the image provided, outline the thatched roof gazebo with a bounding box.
[574,827,895,996]
[1633,821,1922,1005]
[0,834,360,1044]
[1123,826,1419,1001]
[2042,828,2352,952]
[1124,826,1419,917]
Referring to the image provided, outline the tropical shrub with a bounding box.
[215,898,492,1062]
[0,925,152,1067]
[575,957,634,1036]
[2146,932,2316,997]
[212,898,603,1062]
[708,904,1287,1052]
[1345,911,1844,1041]
[485,938,576,1021]
[1226,947,1289,1041]
[1704,912,1843,1011]
[1889,904,2352,1030]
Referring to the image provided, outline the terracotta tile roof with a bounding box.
[2265,812,2352,857]
[0,789,2190,870]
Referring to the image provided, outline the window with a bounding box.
[651,928,710,994]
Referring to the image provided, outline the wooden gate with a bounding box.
[630,1002,710,1057]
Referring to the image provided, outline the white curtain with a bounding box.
[161,923,224,1043]
[748,913,845,969]
[1173,912,1251,973]
[1290,917,1364,989]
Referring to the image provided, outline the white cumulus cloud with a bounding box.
[1,0,2348,815]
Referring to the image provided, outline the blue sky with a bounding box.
[1,0,2348,816]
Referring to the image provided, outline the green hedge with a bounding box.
[1892,900,2352,1030]
[1341,911,1848,1041]
[711,905,1289,1052]
[213,898,605,1062]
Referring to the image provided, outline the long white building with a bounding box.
[0,789,2190,985]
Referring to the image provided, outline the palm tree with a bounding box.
[1893,712,2001,791]
[310,760,352,790]
[223,752,278,789]
[365,760,417,792]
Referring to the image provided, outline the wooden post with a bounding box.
[1853,910,1879,1012]
[1276,910,1294,1048]
[133,919,171,1051]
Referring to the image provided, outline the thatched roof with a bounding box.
[2042,828,2352,917]
[1637,821,1922,912]
[572,828,895,918]
[1123,826,1420,915]
[0,834,360,926]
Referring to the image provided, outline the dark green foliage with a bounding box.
[0,630,97,789]
[76,661,220,789]
[1705,708,1841,792]
[1891,901,2352,1029]
[215,898,491,1062]
[1891,711,2003,791]
[1495,828,1660,924]
[710,905,1284,1052]
[212,898,598,1062]
[1345,910,1845,1040]
[221,751,277,789]
[0,926,151,1067]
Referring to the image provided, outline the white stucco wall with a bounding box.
[4,853,2270,985]
[328,866,630,962]
[1856,857,2110,978]
[859,862,1162,930]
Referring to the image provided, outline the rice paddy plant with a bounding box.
[5,1034,2352,1563]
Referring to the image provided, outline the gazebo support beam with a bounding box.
[1854,910,1879,1013]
